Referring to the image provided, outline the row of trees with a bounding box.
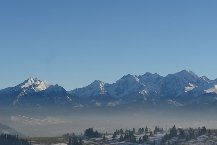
[112,128,149,143]
[84,128,101,138]
[111,126,164,144]
[68,137,83,145]
[161,125,207,144]
[67,126,165,145]
[68,128,101,145]
[0,133,31,145]
[67,125,209,145]
[113,126,150,135]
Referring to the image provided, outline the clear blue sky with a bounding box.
[0,0,217,90]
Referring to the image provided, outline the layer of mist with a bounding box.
[1,107,217,137]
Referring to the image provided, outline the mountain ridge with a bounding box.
[0,77,71,106]
[1,70,217,107]
[70,70,217,107]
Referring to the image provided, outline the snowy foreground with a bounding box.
[31,127,217,145]
[32,134,217,145]
[183,134,217,145]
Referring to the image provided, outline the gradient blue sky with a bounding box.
[0,0,217,90]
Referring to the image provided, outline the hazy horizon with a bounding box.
[1,107,217,137]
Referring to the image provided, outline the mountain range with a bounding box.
[0,70,217,107]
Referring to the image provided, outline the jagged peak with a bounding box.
[175,70,199,78]
[176,69,192,74]
[23,77,47,84]
[122,74,134,77]
[91,80,105,85]
[201,76,210,82]
[143,72,153,76]
[142,72,161,77]
[86,80,106,88]
[25,76,39,83]
[20,77,50,92]
[120,74,138,80]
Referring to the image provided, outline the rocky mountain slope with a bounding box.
[70,70,217,107]
[1,70,217,107]
[0,77,71,106]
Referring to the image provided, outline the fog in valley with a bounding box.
[1,107,217,137]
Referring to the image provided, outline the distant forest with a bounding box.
[66,125,210,145]
[0,134,31,145]
[0,125,214,145]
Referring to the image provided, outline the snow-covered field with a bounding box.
[183,134,217,145]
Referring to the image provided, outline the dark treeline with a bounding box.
[67,125,212,145]
[161,125,208,145]
[67,126,163,145]
[84,128,101,138]
[0,133,31,145]
[68,136,83,145]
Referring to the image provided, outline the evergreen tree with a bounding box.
[133,128,136,134]
[119,134,124,142]
[201,126,207,135]
[161,134,170,145]
[103,135,106,142]
[141,128,145,133]
[138,137,143,143]
[84,128,101,138]
[112,132,117,138]
[143,134,148,142]
[0,133,31,145]
[150,131,153,137]
[145,126,149,133]
[178,128,185,139]
[120,129,124,134]
[170,125,177,137]
[188,128,195,139]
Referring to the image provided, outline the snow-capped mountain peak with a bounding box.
[90,80,107,94]
[91,80,105,87]
[1,70,217,107]
[0,77,70,106]
[20,77,50,92]
[70,80,108,98]
[201,76,210,82]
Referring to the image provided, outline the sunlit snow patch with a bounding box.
[205,85,217,94]
[185,83,197,92]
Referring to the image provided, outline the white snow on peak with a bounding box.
[21,77,50,92]
[201,76,210,82]
[92,80,107,94]
[71,80,108,98]
[185,83,197,92]
[90,80,107,94]
[205,85,217,94]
